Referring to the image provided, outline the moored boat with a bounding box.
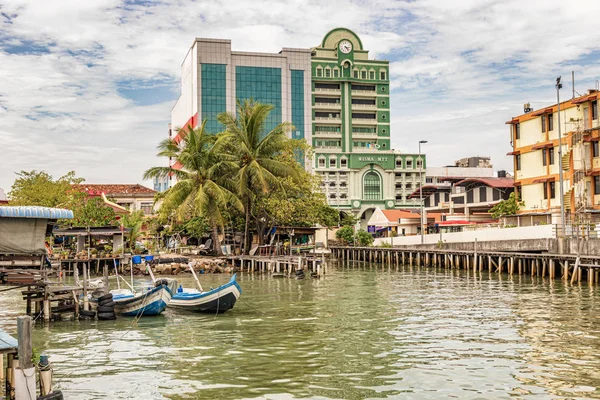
[112,279,175,316]
[169,273,241,313]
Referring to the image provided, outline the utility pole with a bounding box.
[419,140,428,244]
[556,76,566,244]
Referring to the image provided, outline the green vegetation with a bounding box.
[146,100,339,254]
[336,225,355,245]
[8,170,83,207]
[355,229,374,246]
[489,192,524,219]
[335,226,375,247]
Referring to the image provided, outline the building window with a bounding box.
[515,123,520,140]
[316,68,322,77]
[416,160,423,169]
[549,181,556,199]
[594,141,600,158]
[595,176,600,195]
[318,157,325,168]
[140,202,153,215]
[353,70,359,78]
[406,159,413,169]
[363,171,381,200]
[593,101,598,120]
[333,69,339,78]
[549,147,555,165]
[330,193,336,199]
[325,68,331,78]
[426,177,433,183]
[395,159,402,168]
[329,181,336,187]
[542,148,547,166]
[361,70,367,79]
[340,158,347,168]
[543,182,548,200]
[516,154,521,171]
[329,158,336,168]
[380,71,386,80]
[369,71,375,80]
[541,115,546,132]
[548,113,554,131]
[340,194,347,199]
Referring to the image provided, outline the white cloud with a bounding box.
[0,0,600,191]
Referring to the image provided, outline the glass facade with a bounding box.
[291,70,305,140]
[236,66,282,134]
[201,64,227,134]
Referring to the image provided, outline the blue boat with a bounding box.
[112,280,175,317]
[169,274,241,313]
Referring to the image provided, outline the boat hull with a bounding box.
[169,275,241,313]
[113,285,172,316]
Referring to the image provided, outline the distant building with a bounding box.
[454,156,492,168]
[74,184,158,215]
[506,88,599,224]
[0,188,7,205]
[366,208,434,237]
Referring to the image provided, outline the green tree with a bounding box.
[122,210,145,250]
[184,216,210,241]
[355,229,374,246]
[217,99,299,254]
[69,196,118,227]
[489,192,524,219]
[336,225,355,245]
[8,170,83,207]
[144,121,241,255]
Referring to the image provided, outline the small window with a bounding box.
[594,141,600,158]
[543,182,548,200]
[329,182,336,187]
[316,68,323,77]
[416,160,423,169]
[381,100,386,106]
[426,177,433,183]
[549,181,556,199]
[380,71,386,80]
[325,69,331,78]
[593,101,598,120]
[395,159,402,168]
[515,123,520,140]
[549,147,555,165]
[329,158,336,168]
[361,70,367,79]
[382,128,387,134]
[353,70,359,78]
[318,158,325,168]
[369,71,375,80]
[340,158,347,168]
[333,69,339,78]
[330,193,336,199]
[381,114,386,120]
[542,148,547,166]
[406,159,413,169]
[541,115,546,132]
[516,154,522,171]
[595,175,600,195]
[548,113,554,131]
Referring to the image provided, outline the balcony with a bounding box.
[351,118,378,125]
[314,87,341,94]
[314,102,341,110]
[352,131,378,139]
[352,103,377,110]
[314,116,341,124]
[313,130,342,137]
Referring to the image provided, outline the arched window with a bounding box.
[363,171,381,200]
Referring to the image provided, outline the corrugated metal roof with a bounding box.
[0,206,74,219]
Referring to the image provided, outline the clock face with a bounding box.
[339,40,352,54]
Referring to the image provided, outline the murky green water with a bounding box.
[2,263,600,399]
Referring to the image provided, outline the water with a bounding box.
[2,264,600,399]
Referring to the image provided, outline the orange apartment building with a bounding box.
[506,88,600,225]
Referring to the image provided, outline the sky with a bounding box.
[1,0,600,193]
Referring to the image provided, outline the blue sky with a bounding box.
[1,0,600,192]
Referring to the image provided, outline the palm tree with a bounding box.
[217,99,299,254]
[143,121,241,255]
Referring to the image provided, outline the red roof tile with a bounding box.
[73,184,156,196]
[381,209,421,221]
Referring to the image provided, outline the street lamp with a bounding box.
[419,140,428,244]
[556,77,566,241]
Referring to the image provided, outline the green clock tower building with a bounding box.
[311,28,424,224]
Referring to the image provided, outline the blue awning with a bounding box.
[0,206,74,219]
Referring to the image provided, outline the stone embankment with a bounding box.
[125,257,235,275]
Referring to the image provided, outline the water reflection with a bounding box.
[1,266,600,399]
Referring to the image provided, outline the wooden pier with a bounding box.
[226,255,326,276]
[330,246,600,284]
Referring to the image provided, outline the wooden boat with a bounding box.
[111,280,174,317]
[169,273,241,313]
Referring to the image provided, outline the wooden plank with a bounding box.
[17,317,32,369]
